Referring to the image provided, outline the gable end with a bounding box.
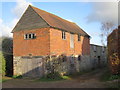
[12,6,50,33]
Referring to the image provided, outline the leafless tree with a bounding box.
[100,22,115,46]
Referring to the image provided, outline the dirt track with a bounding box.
[2,68,118,88]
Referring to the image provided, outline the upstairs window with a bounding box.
[78,34,81,41]
[62,31,66,40]
[24,33,36,40]
[29,34,32,38]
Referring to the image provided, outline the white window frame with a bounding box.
[24,33,36,40]
[62,31,66,40]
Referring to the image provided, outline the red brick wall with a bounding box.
[13,28,90,56]
[107,28,120,74]
[13,28,50,56]
[50,28,90,56]
[118,26,120,60]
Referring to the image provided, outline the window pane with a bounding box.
[29,34,31,38]
[24,34,28,39]
[78,35,81,41]
[62,31,64,39]
[32,34,34,39]
[62,31,66,39]
[64,32,66,39]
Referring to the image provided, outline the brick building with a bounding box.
[107,25,120,74]
[12,5,90,77]
[12,5,90,57]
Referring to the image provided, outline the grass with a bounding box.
[1,79,7,82]
[100,69,120,82]
[12,75,23,79]
[1,76,12,82]
[62,76,71,80]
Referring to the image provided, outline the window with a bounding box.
[78,34,81,41]
[24,33,36,39]
[29,34,32,38]
[102,46,105,53]
[93,46,96,52]
[62,55,67,62]
[24,34,28,39]
[62,31,66,40]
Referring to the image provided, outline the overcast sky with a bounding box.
[0,0,118,45]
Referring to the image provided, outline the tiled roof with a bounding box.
[12,5,90,37]
[31,5,90,37]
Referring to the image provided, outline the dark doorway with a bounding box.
[98,56,101,67]
[4,54,13,76]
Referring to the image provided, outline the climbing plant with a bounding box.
[109,53,120,74]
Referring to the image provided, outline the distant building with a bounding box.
[90,44,107,69]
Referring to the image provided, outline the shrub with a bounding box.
[109,75,120,81]
[46,72,62,79]
[101,68,120,81]
[0,52,6,76]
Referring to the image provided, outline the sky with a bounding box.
[0,0,119,46]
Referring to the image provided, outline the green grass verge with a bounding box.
[0,77,11,83]
[1,79,8,82]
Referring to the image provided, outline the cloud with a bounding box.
[11,18,19,29]
[12,0,32,18]
[89,32,100,36]
[86,2,118,25]
[0,18,12,37]
[1,0,33,37]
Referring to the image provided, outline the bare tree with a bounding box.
[100,22,115,46]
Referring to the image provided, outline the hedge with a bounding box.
[0,52,6,76]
